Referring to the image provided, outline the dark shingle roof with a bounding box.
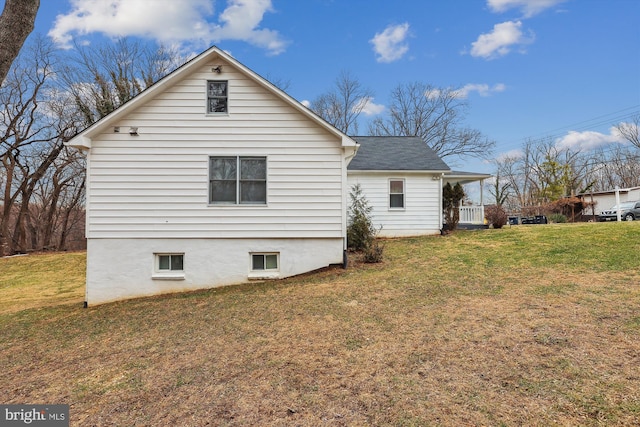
[348,136,450,172]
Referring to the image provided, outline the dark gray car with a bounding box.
[598,201,640,221]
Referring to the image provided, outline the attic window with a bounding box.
[207,80,228,113]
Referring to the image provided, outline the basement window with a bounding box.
[249,253,280,279]
[153,253,185,280]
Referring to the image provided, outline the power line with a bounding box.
[531,105,640,137]
[498,105,640,151]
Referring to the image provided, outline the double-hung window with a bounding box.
[207,80,228,113]
[209,156,267,204]
[389,179,405,209]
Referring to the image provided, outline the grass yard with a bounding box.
[1,222,639,426]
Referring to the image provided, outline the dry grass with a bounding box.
[0,251,85,314]
[1,222,639,426]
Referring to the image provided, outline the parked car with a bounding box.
[598,201,640,221]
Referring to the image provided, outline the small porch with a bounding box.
[444,170,492,226]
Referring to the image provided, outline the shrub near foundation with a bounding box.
[347,183,384,262]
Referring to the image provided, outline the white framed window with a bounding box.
[153,253,185,280]
[389,179,405,209]
[209,156,267,205]
[249,253,280,279]
[207,80,228,113]
[252,253,278,271]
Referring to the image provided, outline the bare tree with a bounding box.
[0,37,86,255]
[0,37,59,255]
[530,138,590,202]
[487,168,511,207]
[368,82,494,161]
[263,73,291,92]
[615,114,640,149]
[495,137,598,215]
[585,145,640,191]
[62,38,184,126]
[310,70,373,135]
[495,151,530,212]
[0,0,39,84]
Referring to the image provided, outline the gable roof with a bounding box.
[347,136,450,172]
[66,46,357,150]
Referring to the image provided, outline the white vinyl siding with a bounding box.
[85,59,345,239]
[348,173,441,237]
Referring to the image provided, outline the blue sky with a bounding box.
[12,0,640,173]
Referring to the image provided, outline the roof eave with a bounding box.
[445,172,493,180]
[348,169,451,174]
[65,136,91,150]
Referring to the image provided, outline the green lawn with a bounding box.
[1,222,639,426]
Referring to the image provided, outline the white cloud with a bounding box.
[370,23,410,63]
[470,20,534,59]
[424,88,442,100]
[555,127,625,151]
[487,0,567,18]
[212,0,288,55]
[48,0,288,55]
[354,97,385,116]
[455,83,507,98]
[425,84,506,100]
[496,148,524,161]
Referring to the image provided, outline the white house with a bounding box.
[67,46,358,305]
[578,186,640,216]
[347,136,451,237]
[67,46,490,305]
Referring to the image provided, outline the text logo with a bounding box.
[1,405,69,426]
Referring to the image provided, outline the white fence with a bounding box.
[459,206,485,224]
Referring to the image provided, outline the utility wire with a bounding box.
[498,105,640,152]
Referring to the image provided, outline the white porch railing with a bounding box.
[459,205,485,224]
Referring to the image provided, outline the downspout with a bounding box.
[437,173,444,231]
[84,148,91,307]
